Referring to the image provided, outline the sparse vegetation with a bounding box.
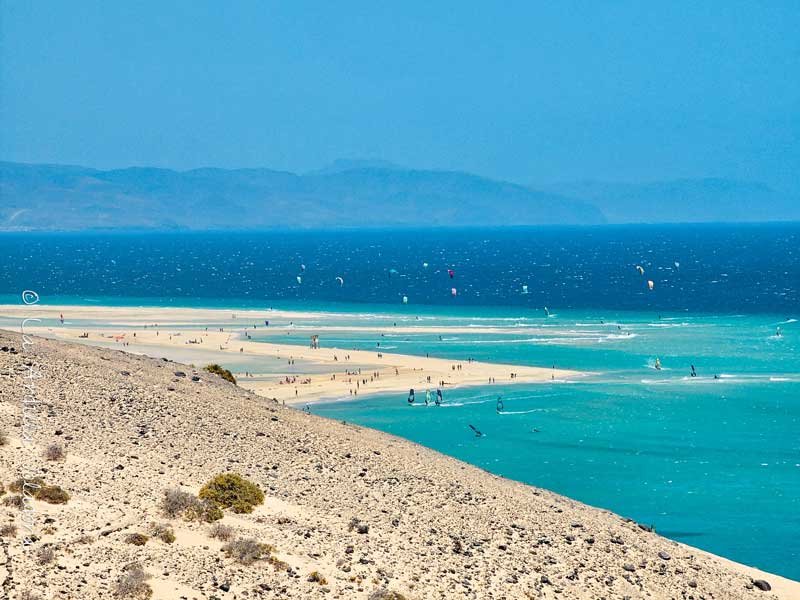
[186,499,223,522]
[8,478,69,504]
[0,481,5,496]
[209,522,235,541]
[2,494,23,508]
[348,517,369,534]
[203,364,236,384]
[368,591,409,600]
[0,430,8,446]
[267,554,290,571]
[222,537,274,565]
[162,488,196,517]
[148,523,175,544]
[162,488,222,522]
[9,476,45,494]
[44,443,66,461]
[36,545,56,565]
[124,533,149,546]
[199,473,264,514]
[308,571,328,585]
[114,562,152,599]
[36,485,70,505]
[0,524,17,537]
[73,534,95,545]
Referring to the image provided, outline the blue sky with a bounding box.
[1,1,798,192]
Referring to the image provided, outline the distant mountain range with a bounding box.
[547,179,799,224]
[0,161,796,231]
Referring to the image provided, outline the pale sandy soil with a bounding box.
[0,330,797,599]
[0,304,580,405]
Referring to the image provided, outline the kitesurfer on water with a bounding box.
[469,424,483,437]
[496,396,504,413]
[407,388,415,404]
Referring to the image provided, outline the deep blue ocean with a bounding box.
[0,225,797,312]
[0,225,798,579]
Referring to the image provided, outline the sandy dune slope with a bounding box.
[0,331,796,599]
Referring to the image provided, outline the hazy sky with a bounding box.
[1,1,798,192]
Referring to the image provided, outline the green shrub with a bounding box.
[199,473,264,514]
[203,364,236,384]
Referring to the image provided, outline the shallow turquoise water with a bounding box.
[302,309,800,580]
[1,301,797,578]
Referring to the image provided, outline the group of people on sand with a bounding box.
[279,375,311,385]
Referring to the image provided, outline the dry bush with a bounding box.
[114,562,152,599]
[0,524,17,537]
[308,571,328,584]
[162,488,221,522]
[221,537,273,565]
[348,517,369,534]
[0,430,8,446]
[73,534,95,545]
[162,488,196,517]
[266,554,290,571]
[35,485,70,505]
[208,522,235,541]
[8,477,44,494]
[184,498,223,523]
[148,523,175,544]
[36,545,55,565]
[44,444,66,461]
[124,533,149,546]
[368,591,409,600]
[2,494,23,508]
[8,478,69,504]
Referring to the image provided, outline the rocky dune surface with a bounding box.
[0,330,796,599]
